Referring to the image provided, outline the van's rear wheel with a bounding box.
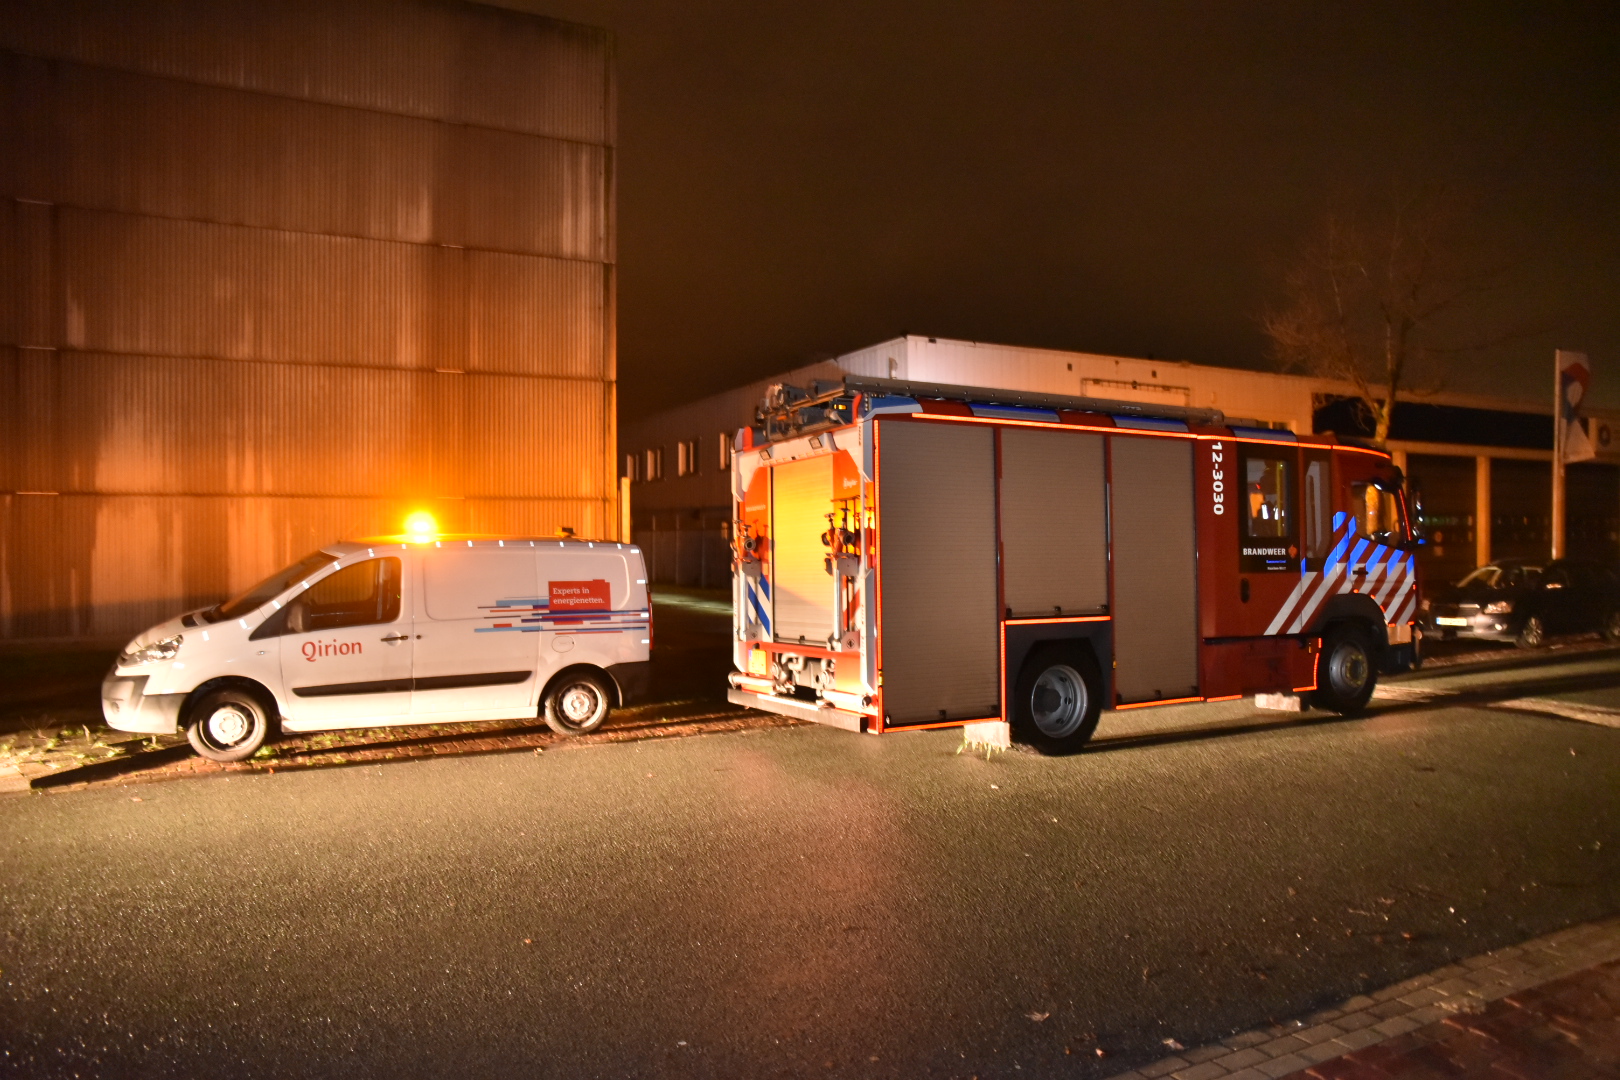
[186,687,271,762]
[543,670,613,736]
[1312,627,1377,715]
[1012,646,1102,755]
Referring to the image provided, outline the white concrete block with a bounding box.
[962,720,1011,750]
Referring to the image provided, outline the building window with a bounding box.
[646,446,664,481]
[718,431,733,470]
[624,453,641,483]
[677,438,698,477]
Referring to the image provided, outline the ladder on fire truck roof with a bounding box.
[755,374,1229,443]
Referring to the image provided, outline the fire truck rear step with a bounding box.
[727,689,866,732]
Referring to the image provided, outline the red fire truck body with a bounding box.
[727,376,1419,751]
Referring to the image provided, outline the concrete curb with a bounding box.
[1392,640,1620,680]
[1106,915,1620,1080]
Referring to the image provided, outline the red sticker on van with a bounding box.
[549,579,611,611]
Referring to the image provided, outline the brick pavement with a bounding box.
[1294,958,1620,1078]
[1110,916,1620,1080]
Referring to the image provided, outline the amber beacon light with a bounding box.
[404,512,439,542]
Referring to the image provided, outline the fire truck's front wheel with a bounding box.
[1313,627,1377,715]
[1012,647,1103,755]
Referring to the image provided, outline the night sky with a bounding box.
[514,1,1619,419]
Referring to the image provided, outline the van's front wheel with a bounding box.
[186,687,271,762]
[543,670,613,735]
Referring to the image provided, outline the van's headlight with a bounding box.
[1482,601,1513,614]
[122,635,183,666]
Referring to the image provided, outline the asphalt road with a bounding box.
[3,657,1618,1079]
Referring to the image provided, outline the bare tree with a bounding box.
[1262,188,1508,447]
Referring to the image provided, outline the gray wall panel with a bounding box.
[0,0,612,143]
[53,208,606,376]
[877,420,999,723]
[0,493,610,640]
[4,352,608,500]
[0,57,609,260]
[999,427,1108,617]
[1109,435,1199,702]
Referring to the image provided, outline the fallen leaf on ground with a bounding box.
[1027,1011,1049,1022]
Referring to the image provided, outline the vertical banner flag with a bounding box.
[1558,350,1595,464]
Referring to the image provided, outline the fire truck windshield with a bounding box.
[1352,481,1408,544]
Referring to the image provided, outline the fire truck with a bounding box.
[725,376,1421,752]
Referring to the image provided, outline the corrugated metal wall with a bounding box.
[0,0,616,640]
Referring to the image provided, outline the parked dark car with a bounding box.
[1422,557,1620,648]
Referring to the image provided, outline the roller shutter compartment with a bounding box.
[876,420,999,724]
[770,455,835,645]
[1109,435,1199,703]
[999,427,1108,617]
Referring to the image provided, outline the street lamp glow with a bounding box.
[404,512,438,542]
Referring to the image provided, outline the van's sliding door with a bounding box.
[413,548,542,717]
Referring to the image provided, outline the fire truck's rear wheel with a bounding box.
[1012,647,1102,755]
[1312,627,1377,716]
[543,670,613,735]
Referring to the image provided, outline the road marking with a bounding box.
[1489,698,1620,728]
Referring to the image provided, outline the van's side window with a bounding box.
[288,558,402,633]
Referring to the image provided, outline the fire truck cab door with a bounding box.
[1237,443,1303,636]
[1204,440,1308,639]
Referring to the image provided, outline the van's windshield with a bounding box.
[206,550,340,622]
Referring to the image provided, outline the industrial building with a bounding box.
[1,0,617,640]
[622,335,1620,588]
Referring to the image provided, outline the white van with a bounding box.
[101,536,652,762]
